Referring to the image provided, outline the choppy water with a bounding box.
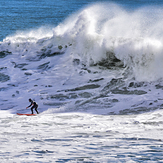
[1,0,163,162]
[1,110,163,162]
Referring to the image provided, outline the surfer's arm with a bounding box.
[27,102,33,108]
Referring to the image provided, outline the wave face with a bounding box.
[1,3,163,114]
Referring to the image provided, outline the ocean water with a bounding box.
[1,0,163,162]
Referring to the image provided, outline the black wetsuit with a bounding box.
[28,100,39,114]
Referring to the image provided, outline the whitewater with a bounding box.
[1,1,163,162]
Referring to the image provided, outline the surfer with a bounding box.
[26,99,39,114]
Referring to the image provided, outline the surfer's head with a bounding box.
[29,98,32,102]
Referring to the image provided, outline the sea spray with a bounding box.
[1,3,163,82]
[1,2,163,113]
[52,3,163,81]
[1,1,163,162]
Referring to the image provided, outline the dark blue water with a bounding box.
[0,0,162,41]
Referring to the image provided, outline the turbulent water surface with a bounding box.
[1,0,163,162]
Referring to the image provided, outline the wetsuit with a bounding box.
[28,100,39,114]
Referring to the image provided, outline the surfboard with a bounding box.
[17,113,36,116]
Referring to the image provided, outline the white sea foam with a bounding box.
[1,111,163,162]
[1,3,163,162]
[0,3,163,113]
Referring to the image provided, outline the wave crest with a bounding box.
[1,3,163,81]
